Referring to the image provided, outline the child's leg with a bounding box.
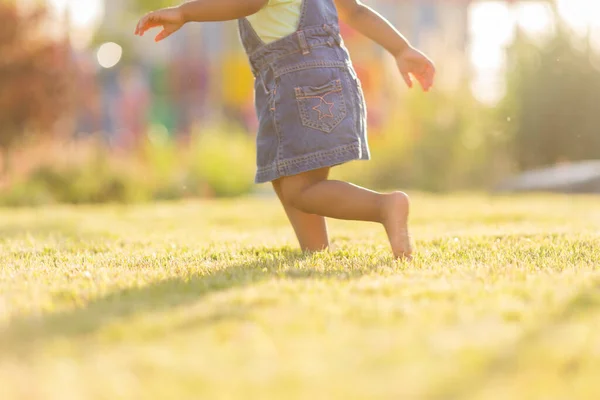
[272,179,330,252]
[277,167,412,259]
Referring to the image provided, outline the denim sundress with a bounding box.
[238,0,370,183]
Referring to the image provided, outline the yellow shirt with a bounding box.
[246,0,302,44]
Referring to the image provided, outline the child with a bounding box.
[135,0,435,259]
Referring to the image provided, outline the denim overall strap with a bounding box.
[238,0,341,58]
[238,17,263,59]
[295,0,339,29]
[238,17,271,94]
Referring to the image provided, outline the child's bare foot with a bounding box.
[382,191,413,260]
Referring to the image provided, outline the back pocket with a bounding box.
[294,79,347,133]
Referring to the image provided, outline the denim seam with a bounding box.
[255,142,364,183]
[275,60,346,77]
[271,78,285,178]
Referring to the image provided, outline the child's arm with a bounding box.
[135,0,267,42]
[334,0,435,91]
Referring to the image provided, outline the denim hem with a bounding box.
[255,142,370,183]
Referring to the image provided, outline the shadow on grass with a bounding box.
[0,247,371,355]
[429,277,600,400]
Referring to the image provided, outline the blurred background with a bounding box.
[0,0,599,206]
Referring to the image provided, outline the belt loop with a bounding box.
[256,68,269,95]
[250,63,259,79]
[250,62,270,95]
[259,74,269,95]
[323,24,342,45]
[297,30,310,55]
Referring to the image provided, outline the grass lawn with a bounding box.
[1,193,599,400]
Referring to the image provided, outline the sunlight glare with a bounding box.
[97,42,123,69]
[471,75,505,107]
[69,0,103,28]
[468,1,514,105]
[470,44,505,70]
[591,25,600,53]
[45,0,104,49]
[46,0,103,28]
[556,0,597,37]
[516,2,555,40]
[469,1,515,47]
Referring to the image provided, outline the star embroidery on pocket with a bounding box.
[312,97,335,120]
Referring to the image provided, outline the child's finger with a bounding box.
[136,13,162,36]
[155,29,172,42]
[416,75,427,92]
[415,65,435,92]
[137,20,161,36]
[414,72,431,92]
[136,14,151,35]
[424,75,433,91]
[401,72,413,89]
[425,65,435,89]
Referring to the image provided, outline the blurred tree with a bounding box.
[499,11,600,170]
[131,0,172,13]
[0,2,72,175]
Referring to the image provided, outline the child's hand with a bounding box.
[395,46,436,92]
[135,7,185,42]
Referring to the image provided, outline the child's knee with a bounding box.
[279,180,303,206]
[279,169,329,207]
[279,179,312,208]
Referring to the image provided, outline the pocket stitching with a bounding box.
[295,79,347,133]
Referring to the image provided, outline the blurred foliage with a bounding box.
[332,87,498,192]
[186,127,255,197]
[0,124,256,206]
[131,0,173,13]
[0,1,72,174]
[499,20,600,170]
[1,147,150,207]
[339,9,600,191]
[1,0,599,205]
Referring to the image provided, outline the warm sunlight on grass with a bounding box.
[1,193,599,399]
